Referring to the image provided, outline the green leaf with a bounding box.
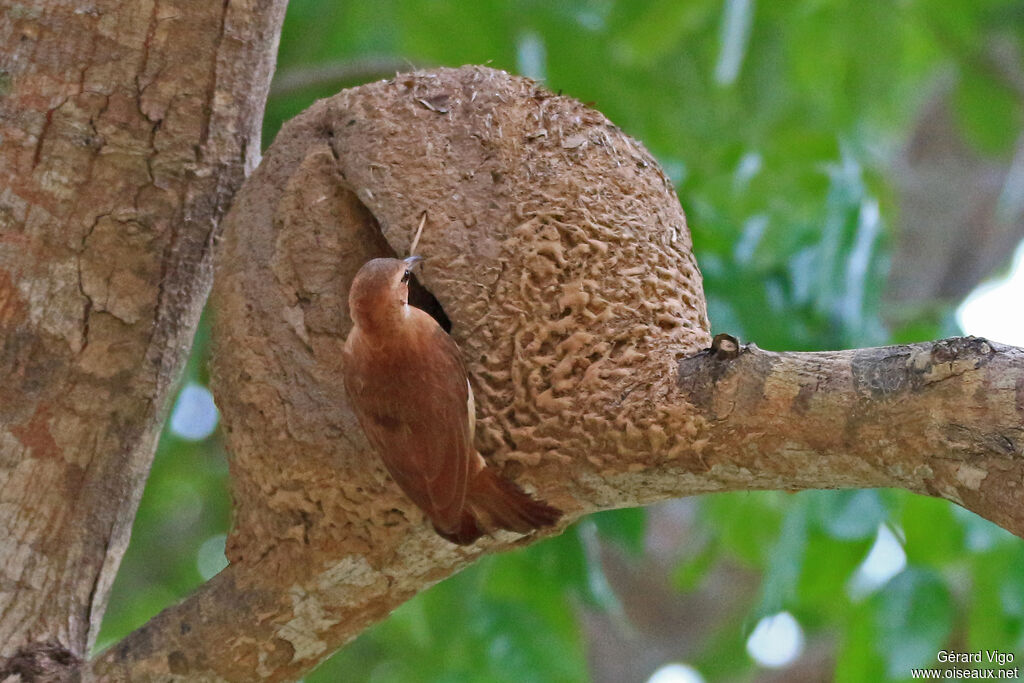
[754,496,809,618]
[836,601,887,683]
[799,529,872,607]
[702,491,785,567]
[954,70,1022,156]
[811,489,888,541]
[591,506,647,557]
[953,505,1017,552]
[899,496,963,566]
[873,569,953,678]
[611,0,713,66]
[967,548,1017,653]
[998,546,1024,619]
[671,537,720,593]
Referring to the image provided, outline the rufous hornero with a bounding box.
[342,256,562,544]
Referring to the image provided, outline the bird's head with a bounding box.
[348,256,424,331]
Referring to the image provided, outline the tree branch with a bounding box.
[87,66,1024,682]
[269,56,421,98]
[88,336,1024,681]
[674,336,1024,537]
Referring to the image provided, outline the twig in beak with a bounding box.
[409,211,427,257]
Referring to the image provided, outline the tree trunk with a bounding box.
[0,0,287,677]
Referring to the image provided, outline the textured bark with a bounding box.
[87,66,1024,682]
[0,0,287,673]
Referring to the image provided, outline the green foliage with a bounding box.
[100,1,1024,680]
[874,570,954,677]
[591,506,648,557]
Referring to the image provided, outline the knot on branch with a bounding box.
[710,332,742,360]
[211,66,710,571]
[929,335,994,364]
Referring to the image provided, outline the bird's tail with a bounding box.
[433,513,484,545]
[433,467,561,545]
[467,467,561,535]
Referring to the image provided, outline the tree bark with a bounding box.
[0,0,287,676]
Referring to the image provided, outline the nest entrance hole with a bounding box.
[334,181,452,333]
[407,273,452,333]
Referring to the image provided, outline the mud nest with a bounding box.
[211,65,710,565]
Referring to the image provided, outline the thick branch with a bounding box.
[0,0,287,670]
[89,337,1024,681]
[674,336,1024,535]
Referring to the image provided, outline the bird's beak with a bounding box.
[404,255,425,268]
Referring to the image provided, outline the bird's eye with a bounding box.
[401,270,412,283]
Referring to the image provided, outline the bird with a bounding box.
[342,255,562,544]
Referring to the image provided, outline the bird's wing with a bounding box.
[342,318,473,533]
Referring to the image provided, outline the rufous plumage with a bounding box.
[342,256,561,544]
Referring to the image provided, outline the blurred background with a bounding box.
[96,1,1024,681]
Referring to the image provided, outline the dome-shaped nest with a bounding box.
[212,65,710,567]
